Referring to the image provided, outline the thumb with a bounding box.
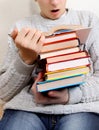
[33,72,43,86]
[10,28,18,40]
[31,72,43,91]
[35,72,43,83]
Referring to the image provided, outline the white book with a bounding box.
[46,57,90,71]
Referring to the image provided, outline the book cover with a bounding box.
[37,74,84,92]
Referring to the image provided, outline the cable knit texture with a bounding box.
[0,9,99,114]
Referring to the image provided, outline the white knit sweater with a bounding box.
[0,9,99,114]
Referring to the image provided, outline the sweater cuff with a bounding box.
[68,87,82,104]
[14,54,35,75]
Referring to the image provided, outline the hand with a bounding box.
[10,27,45,65]
[31,72,69,105]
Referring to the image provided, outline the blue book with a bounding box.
[37,74,85,92]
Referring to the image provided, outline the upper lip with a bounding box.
[51,9,60,12]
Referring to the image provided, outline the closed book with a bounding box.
[37,74,84,92]
[41,38,79,53]
[40,47,80,59]
[46,57,90,72]
[46,51,89,64]
[45,66,90,80]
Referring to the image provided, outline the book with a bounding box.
[44,31,77,44]
[37,74,84,92]
[46,51,89,64]
[45,66,90,80]
[40,47,80,59]
[43,25,87,36]
[46,57,90,72]
[44,25,91,44]
[36,25,91,92]
[41,38,79,53]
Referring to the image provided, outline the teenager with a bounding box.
[0,0,99,129]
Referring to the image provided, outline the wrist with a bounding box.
[19,52,38,65]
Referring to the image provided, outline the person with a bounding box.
[0,0,99,130]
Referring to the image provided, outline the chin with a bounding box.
[42,13,61,20]
[51,14,62,20]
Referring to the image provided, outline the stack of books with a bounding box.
[36,25,91,92]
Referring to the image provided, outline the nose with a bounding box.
[50,0,59,5]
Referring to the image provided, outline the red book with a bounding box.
[40,47,80,59]
[41,38,79,53]
[46,51,89,64]
[44,31,77,44]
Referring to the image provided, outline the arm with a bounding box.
[68,12,99,104]
[0,26,45,102]
[0,35,35,102]
[80,31,99,103]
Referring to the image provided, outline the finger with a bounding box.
[31,30,42,44]
[38,33,45,46]
[32,72,43,87]
[47,90,60,98]
[47,89,67,98]
[31,73,43,93]
[36,72,43,82]
[32,33,45,54]
[10,28,18,40]
[26,29,36,40]
[19,27,30,38]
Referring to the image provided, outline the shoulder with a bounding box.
[14,13,41,31]
[69,9,95,18]
[68,9,99,27]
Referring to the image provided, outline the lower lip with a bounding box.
[51,10,60,15]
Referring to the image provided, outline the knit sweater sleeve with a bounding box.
[68,12,99,104]
[0,35,35,102]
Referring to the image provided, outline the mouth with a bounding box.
[51,9,60,13]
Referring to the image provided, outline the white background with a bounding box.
[0,0,99,64]
[67,0,99,16]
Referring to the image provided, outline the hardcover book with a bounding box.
[46,57,90,72]
[36,25,91,92]
[44,31,77,44]
[40,47,80,59]
[37,74,84,92]
[41,38,79,53]
[43,25,91,44]
[45,66,90,80]
[46,51,89,64]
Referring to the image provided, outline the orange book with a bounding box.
[44,31,77,44]
[40,47,80,59]
[41,38,79,53]
[46,51,89,64]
